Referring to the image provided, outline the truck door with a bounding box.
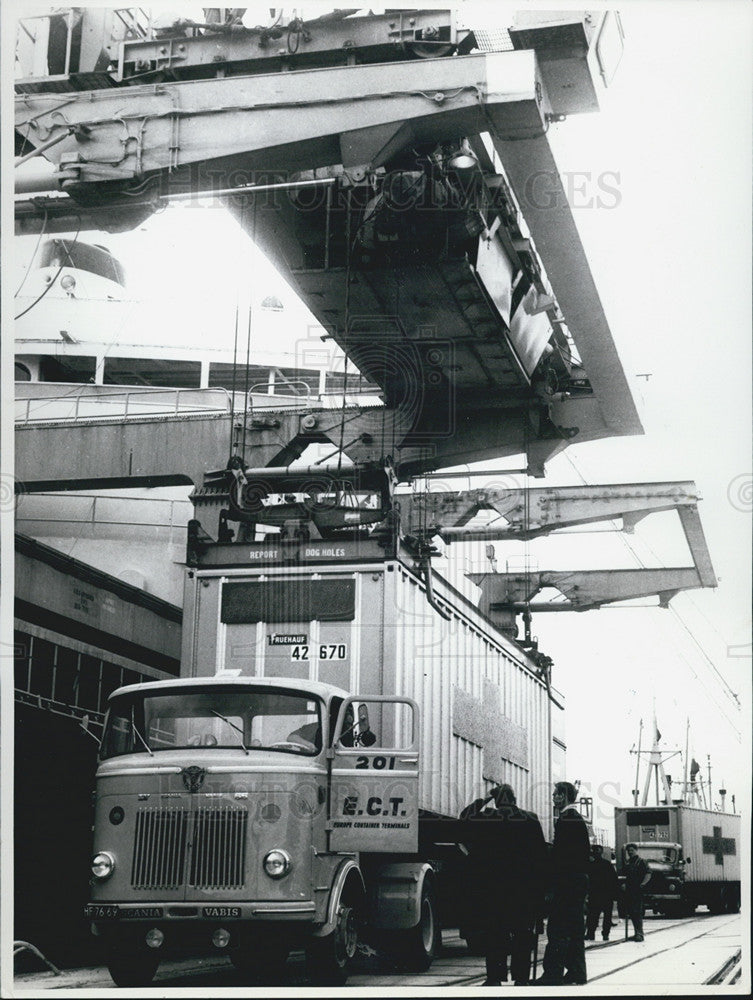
[328,696,419,853]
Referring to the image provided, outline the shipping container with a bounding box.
[181,547,556,836]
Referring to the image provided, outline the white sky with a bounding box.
[6,3,752,837]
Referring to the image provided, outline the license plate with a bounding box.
[202,906,241,918]
[120,907,164,919]
[84,904,119,919]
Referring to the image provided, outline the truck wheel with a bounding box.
[382,882,439,972]
[106,944,160,987]
[707,890,726,915]
[306,902,359,986]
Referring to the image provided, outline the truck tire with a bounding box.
[707,889,726,915]
[381,881,439,972]
[106,943,160,988]
[725,888,741,914]
[306,901,359,986]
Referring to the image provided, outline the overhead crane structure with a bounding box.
[15,7,640,479]
[13,8,716,639]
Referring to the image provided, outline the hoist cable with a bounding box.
[240,200,256,464]
[228,300,240,464]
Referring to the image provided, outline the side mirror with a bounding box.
[357,703,370,731]
[685,857,691,864]
[355,703,376,745]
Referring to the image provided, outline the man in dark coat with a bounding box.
[623,843,650,941]
[461,784,548,986]
[536,781,591,985]
[586,844,620,940]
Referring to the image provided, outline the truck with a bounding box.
[84,475,558,986]
[613,805,741,917]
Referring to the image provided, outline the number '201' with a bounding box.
[355,756,395,769]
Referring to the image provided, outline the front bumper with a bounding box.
[86,900,317,923]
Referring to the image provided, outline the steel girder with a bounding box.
[460,481,717,626]
[400,481,711,547]
[13,50,546,186]
[15,393,564,490]
[469,567,714,615]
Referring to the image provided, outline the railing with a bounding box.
[16,492,192,537]
[15,381,386,423]
[247,381,383,411]
[247,379,313,408]
[15,385,233,424]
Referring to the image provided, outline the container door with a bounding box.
[328,696,419,853]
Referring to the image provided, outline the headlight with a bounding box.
[263,849,292,879]
[91,851,115,879]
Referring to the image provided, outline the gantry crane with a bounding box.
[13,8,716,655]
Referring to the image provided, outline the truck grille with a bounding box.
[131,806,247,890]
[190,806,248,890]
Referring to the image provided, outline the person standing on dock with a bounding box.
[461,783,548,986]
[586,845,620,941]
[623,843,651,941]
[536,781,591,985]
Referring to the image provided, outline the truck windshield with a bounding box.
[631,845,679,864]
[100,685,323,759]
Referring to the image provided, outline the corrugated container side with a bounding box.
[387,563,552,831]
[680,808,741,883]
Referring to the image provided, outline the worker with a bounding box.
[585,844,620,941]
[286,721,321,750]
[461,783,548,986]
[536,781,591,985]
[623,843,650,941]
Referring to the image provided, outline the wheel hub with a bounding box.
[334,904,358,964]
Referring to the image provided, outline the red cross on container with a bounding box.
[701,826,736,865]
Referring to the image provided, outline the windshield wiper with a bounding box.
[210,710,249,754]
[131,708,153,756]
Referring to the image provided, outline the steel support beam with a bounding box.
[15,395,566,488]
[406,481,717,623]
[489,129,641,439]
[402,482,707,540]
[14,50,545,186]
[469,568,711,615]
[113,11,474,82]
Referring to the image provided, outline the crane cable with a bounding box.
[240,198,256,464]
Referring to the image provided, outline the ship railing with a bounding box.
[15,384,233,423]
[246,382,383,411]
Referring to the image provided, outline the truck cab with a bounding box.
[86,676,422,986]
[619,841,686,913]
